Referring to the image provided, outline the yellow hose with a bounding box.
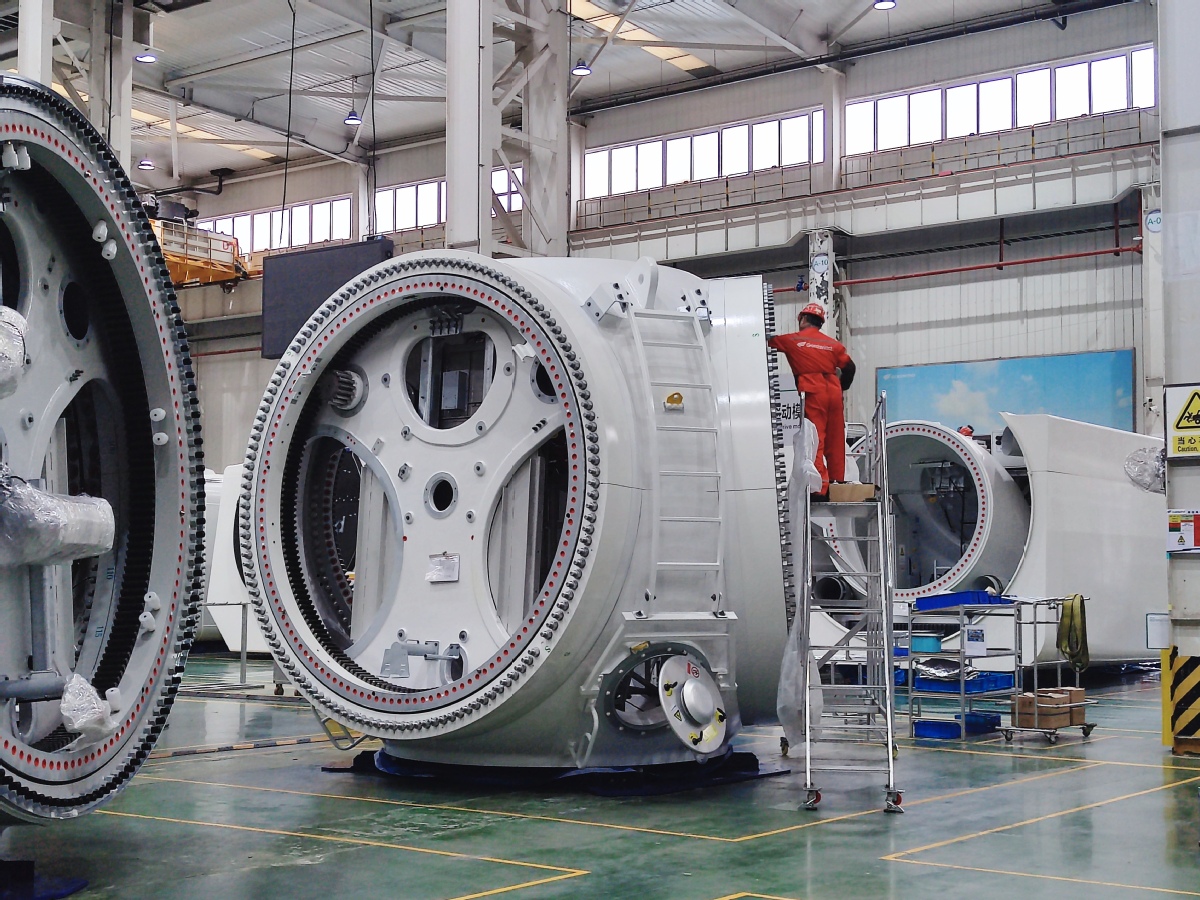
[1056,593,1090,673]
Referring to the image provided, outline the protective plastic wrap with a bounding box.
[1124,446,1166,494]
[59,674,118,746]
[0,306,25,399]
[0,465,115,566]
[777,615,824,745]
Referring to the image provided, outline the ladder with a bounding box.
[798,392,902,812]
[628,307,725,612]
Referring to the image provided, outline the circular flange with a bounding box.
[0,76,204,824]
[242,254,600,739]
[657,655,727,754]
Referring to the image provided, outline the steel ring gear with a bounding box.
[0,76,204,824]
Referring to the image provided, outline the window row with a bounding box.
[196,197,353,252]
[373,167,525,233]
[845,47,1155,156]
[583,109,826,201]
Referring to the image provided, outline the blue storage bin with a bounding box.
[910,635,943,652]
[957,711,1002,734]
[913,591,1014,612]
[913,719,963,739]
[912,672,1014,694]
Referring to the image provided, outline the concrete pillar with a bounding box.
[1160,0,1200,754]
[445,1,493,255]
[17,0,54,87]
[807,229,835,327]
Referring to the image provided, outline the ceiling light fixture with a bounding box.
[137,158,155,170]
[134,48,158,64]
[873,0,897,9]
[344,108,363,126]
[571,58,592,77]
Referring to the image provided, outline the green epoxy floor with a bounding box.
[4,660,1198,899]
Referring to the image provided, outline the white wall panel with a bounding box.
[195,345,280,472]
[838,231,1143,432]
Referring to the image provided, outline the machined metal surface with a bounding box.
[242,252,788,767]
[0,77,204,824]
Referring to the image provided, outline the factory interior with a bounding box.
[2,0,1200,897]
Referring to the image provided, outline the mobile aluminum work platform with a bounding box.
[795,393,902,813]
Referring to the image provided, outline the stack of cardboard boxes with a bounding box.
[1012,687,1087,729]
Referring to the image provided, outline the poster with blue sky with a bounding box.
[876,349,1135,433]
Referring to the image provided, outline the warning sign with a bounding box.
[1167,510,1200,553]
[1166,385,1200,457]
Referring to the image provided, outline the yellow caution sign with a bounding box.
[1166,385,1200,457]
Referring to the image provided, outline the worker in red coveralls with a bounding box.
[768,303,856,497]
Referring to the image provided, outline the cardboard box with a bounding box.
[828,483,876,502]
[1013,691,1072,729]
[1058,686,1087,725]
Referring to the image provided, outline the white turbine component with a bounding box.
[242,252,788,767]
[200,466,269,653]
[1002,414,1166,662]
[886,421,1030,601]
[0,76,204,825]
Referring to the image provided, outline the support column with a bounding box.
[1141,185,1165,436]
[88,1,109,133]
[520,4,569,256]
[807,229,834,326]
[445,1,493,255]
[813,67,844,194]
[109,0,134,169]
[17,0,54,87]
[1161,0,1200,755]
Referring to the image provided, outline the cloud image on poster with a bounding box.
[876,349,1135,433]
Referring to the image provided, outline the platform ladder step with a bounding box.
[629,307,725,609]
[786,386,900,808]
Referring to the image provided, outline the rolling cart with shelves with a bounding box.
[1001,598,1098,744]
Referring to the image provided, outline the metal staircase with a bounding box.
[628,307,725,611]
[797,392,902,812]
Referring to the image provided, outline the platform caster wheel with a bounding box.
[1003,730,1014,742]
[885,790,904,814]
[1046,731,1059,745]
[1082,724,1095,738]
[274,684,285,697]
[780,737,789,757]
[803,789,821,810]
[892,744,899,760]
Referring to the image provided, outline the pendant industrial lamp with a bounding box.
[344,77,363,126]
[571,58,592,76]
[873,0,897,9]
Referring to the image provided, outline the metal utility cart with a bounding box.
[1002,597,1098,744]
[796,393,903,813]
[903,597,1018,739]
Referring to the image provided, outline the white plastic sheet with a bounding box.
[0,306,25,399]
[0,466,115,566]
[59,674,118,747]
[777,421,824,743]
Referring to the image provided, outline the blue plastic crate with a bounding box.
[912,672,1015,694]
[957,711,1002,734]
[911,635,943,652]
[913,590,1014,612]
[913,719,963,739]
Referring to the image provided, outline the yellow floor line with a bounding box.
[888,858,1200,897]
[97,809,589,899]
[885,772,1200,859]
[137,761,1098,845]
[900,741,1200,771]
[710,893,802,900]
[148,734,330,757]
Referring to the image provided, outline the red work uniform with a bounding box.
[768,327,852,493]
